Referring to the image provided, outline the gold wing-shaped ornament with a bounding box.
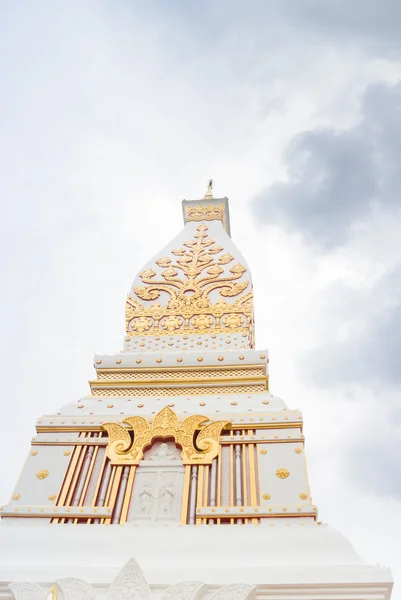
[196,420,231,461]
[177,415,209,461]
[123,416,152,462]
[101,422,132,463]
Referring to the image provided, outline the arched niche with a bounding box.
[127,438,185,524]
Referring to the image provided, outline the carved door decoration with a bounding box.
[127,441,185,524]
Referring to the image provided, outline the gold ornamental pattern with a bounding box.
[125,223,254,341]
[102,406,230,465]
[185,203,224,223]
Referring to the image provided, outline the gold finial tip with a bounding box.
[203,179,214,199]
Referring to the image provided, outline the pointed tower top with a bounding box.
[203,179,214,199]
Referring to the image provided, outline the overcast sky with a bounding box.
[1,0,401,595]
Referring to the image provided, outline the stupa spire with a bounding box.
[203,178,214,199]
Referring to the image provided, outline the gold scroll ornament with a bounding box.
[125,223,254,339]
[102,406,229,466]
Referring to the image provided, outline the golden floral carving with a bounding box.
[185,204,224,223]
[263,493,271,500]
[221,313,244,328]
[192,314,213,329]
[161,315,183,332]
[125,224,254,340]
[36,469,49,480]
[275,468,290,479]
[12,494,20,500]
[131,316,153,333]
[300,493,308,500]
[102,406,229,466]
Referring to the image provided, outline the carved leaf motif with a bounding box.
[139,268,156,280]
[162,267,179,279]
[177,255,192,266]
[124,416,151,442]
[211,584,256,600]
[134,287,161,301]
[152,406,178,432]
[156,257,171,267]
[171,248,187,256]
[230,264,247,275]
[102,423,131,453]
[207,244,223,254]
[220,282,248,297]
[162,581,206,600]
[56,578,96,600]
[148,303,165,315]
[177,415,208,451]
[218,253,234,264]
[9,582,45,600]
[206,265,224,276]
[213,299,231,311]
[108,558,150,600]
[196,421,230,453]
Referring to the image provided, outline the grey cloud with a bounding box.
[253,83,401,248]
[280,0,401,57]
[300,264,401,387]
[343,420,401,499]
[302,303,401,387]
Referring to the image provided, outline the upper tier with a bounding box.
[124,198,255,352]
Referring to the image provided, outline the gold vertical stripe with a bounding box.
[104,466,116,506]
[87,451,107,525]
[248,437,258,525]
[203,465,209,524]
[101,465,116,525]
[204,465,209,505]
[217,448,222,525]
[196,465,204,525]
[61,438,87,524]
[230,443,234,525]
[120,466,136,525]
[92,452,107,506]
[73,445,99,525]
[65,445,86,507]
[180,465,191,525]
[217,448,222,507]
[104,466,123,526]
[52,445,81,524]
[79,446,98,506]
[55,446,81,507]
[254,443,261,502]
[242,438,249,525]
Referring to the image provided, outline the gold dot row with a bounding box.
[95,353,267,366]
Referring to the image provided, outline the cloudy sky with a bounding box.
[1,0,401,594]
